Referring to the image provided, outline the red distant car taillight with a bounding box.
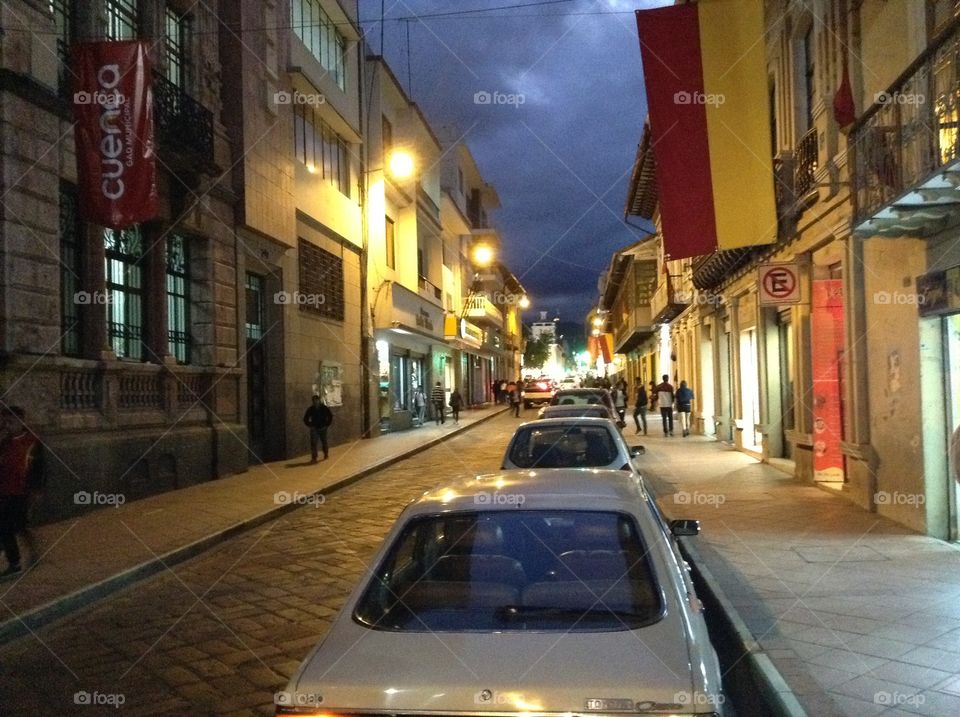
[537,381,548,390]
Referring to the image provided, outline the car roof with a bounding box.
[516,416,618,429]
[411,469,642,514]
[555,387,609,394]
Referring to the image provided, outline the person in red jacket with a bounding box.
[0,406,42,578]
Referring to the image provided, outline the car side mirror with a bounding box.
[629,445,645,457]
[670,519,700,537]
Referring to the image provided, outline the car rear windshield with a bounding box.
[354,510,663,632]
[552,391,605,406]
[507,425,619,468]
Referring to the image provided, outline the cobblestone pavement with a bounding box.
[0,413,519,716]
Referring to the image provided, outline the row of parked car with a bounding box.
[277,389,728,717]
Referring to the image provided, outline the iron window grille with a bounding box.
[298,239,344,322]
[166,234,190,364]
[104,226,144,360]
[105,0,139,40]
[164,7,192,90]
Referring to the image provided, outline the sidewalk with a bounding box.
[0,405,506,645]
[643,434,960,717]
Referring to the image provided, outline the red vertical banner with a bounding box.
[811,279,846,481]
[72,41,159,229]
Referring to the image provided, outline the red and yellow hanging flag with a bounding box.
[636,1,776,260]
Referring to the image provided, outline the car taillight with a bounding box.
[537,381,548,390]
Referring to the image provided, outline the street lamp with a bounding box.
[518,295,530,310]
[387,149,415,180]
[471,242,495,268]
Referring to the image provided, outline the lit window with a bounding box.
[290,0,346,91]
[104,226,144,360]
[166,235,190,364]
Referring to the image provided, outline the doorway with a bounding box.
[945,313,960,540]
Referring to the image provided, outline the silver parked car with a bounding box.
[277,470,725,716]
[536,403,617,421]
[501,417,644,474]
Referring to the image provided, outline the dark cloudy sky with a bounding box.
[360,0,666,327]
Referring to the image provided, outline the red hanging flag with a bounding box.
[72,41,159,229]
[833,53,856,130]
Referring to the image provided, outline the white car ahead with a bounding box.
[277,469,725,716]
[501,417,644,475]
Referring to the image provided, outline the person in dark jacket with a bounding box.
[676,380,695,437]
[632,379,648,435]
[303,395,333,463]
[449,389,464,424]
[0,406,42,578]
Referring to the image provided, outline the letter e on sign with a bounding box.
[758,263,801,305]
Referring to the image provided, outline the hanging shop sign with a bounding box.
[72,41,159,228]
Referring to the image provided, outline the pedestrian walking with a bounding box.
[0,406,42,578]
[676,380,695,437]
[654,374,675,437]
[449,389,463,424]
[612,384,627,423]
[303,394,333,463]
[431,381,446,425]
[499,380,508,405]
[633,379,648,435]
[413,386,427,426]
[508,382,521,417]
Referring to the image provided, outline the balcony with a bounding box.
[613,305,655,354]
[418,275,442,302]
[692,247,756,290]
[650,280,691,324]
[153,72,215,167]
[464,294,504,328]
[851,16,960,236]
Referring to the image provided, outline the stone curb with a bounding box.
[679,538,808,717]
[0,408,508,646]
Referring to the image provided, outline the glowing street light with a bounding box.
[472,243,495,267]
[388,149,415,180]
[518,295,530,309]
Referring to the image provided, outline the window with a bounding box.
[50,0,73,97]
[385,217,396,270]
[298,239,344,321]
[104,226,144,360]
[164,7,191,90]
[290,0,346,91]
[354,510,663,632]
[166,235,190,364]
[105,0,139,40]
[293,104,352,196]
[458,168,465,196]
[245,273,265,340]
[802,26,815,131]
[59,183,82,356]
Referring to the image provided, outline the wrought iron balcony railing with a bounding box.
[794,128,818,199]
[152,72,214,165]
[850,16,960,227]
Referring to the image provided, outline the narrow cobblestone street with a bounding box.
[0,415,519,716]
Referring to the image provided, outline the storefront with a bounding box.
[445,316,488,405]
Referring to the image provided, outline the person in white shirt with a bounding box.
[654,374,675,436]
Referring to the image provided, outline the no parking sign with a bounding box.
[758,263,801,305]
